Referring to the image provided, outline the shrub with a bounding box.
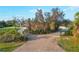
[30,29,52,34]
[0,27,26,42]
[65,29,73,36]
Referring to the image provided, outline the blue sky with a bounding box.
[0,6,79,21]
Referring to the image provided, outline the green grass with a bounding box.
[0,27,20,31]
[0,27,19,35]
[0,42,23,52]
[58,38,79,52]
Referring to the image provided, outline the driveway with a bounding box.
[14,32,64,52]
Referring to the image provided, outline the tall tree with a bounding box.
[35,9,44,23]
[50,8,65,30]
[51,8,64,21]
[44,12,51,22]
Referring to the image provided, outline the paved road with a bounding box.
[14,32,64,52]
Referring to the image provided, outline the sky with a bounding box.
[0,6,79,21]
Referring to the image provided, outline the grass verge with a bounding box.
[58,36,79,52]
[0,42,23,52]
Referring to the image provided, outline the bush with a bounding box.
[0,27,26,42]
[65,29,73,36]
[30,29,53,34]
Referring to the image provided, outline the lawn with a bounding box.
[0,27,19,32]
[0,42,23,52]
[0,27,19,35]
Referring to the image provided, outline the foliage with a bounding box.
[0,8,69,34]
[59,12,79,52]
[0,17,26,28]
[27,8,65,34]
[0,21,6,28]
[0,27,26,42]
[61,19,72,27]
[74,12,79,25]
[64,29,72,36]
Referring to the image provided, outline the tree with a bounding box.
[61,19,71,27]
[0,21,6,28]
[50,8,65,30]
[27,18,31,31]
[25,8,66,34]
[72,12,79,46]
[51,8,59,21]
[35,9,44,23]
[74,12,79,25]
[51,8,64,21]
[5,17,18,27]
[44,12,51,22]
